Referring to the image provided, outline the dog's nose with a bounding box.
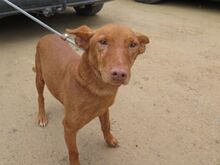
[111,69,127,82]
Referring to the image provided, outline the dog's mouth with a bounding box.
[101,73,129,86]
[111,79,129,86]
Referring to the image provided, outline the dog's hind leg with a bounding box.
[99,110,119,147]
[35,52,47,127]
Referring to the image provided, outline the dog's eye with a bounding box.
[99,39,108,45]
[129,42,138,48]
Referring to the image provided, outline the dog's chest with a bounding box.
[68,94,114,121]
[79,94,115,110]
[64,80,116,115]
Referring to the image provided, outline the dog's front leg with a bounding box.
[99,110,119,147]
[63,119,80,165]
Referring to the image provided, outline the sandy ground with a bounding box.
[0,0,220,165]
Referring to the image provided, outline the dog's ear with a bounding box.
[66,25,94,50]
[136,32,150,54]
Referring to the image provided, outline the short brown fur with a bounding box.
[34,24,149,165]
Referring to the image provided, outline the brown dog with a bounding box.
[34,24,149,165]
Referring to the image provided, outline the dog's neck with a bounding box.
[76,52,118,97]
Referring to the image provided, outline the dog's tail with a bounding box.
[32,66,36,72]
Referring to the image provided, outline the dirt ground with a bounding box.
[0,0,220,165]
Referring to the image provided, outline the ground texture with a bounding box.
[0,0,220,165]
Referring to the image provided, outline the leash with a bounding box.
[3,0,76,45]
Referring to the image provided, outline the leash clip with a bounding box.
[62,33,69,41]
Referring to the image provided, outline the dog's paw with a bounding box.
[105,134,119,148]
[38,113,48,127]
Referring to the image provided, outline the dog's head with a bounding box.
[66,24,149,86]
